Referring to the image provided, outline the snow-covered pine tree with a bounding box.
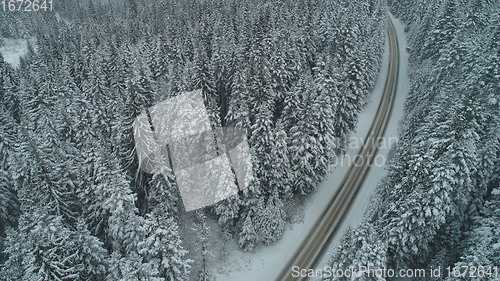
[212,194,242,226]
[238,210,259,251]
[0,170,16,265]
[192,211,212,281]
[422,0,460,61]
[107,251,161,281]
[311,58,337,169]
[1,212,83,281]
[96,148,144,254]
[122,62,155,168]
[73,220,110,281]
[193,41,219,127]
[255,194,286,246]
[0,56,20,119]
[226,67,252,132]
[249,96,291,197]
[444,187,499,281]
[138,213,192,281]
[0,106,18,237]
[288,75,323,195]
[147,173,179,215]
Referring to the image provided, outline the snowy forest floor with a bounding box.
[0,37,31,68]
[207,12,410,281]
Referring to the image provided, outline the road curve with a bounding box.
[274,16,400,281]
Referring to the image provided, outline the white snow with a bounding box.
[55,12,71,24]
[0,37,31,68]
[210,13,410,281]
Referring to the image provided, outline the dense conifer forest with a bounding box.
[0,0,386,279]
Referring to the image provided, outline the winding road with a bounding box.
[274,16,400,281]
